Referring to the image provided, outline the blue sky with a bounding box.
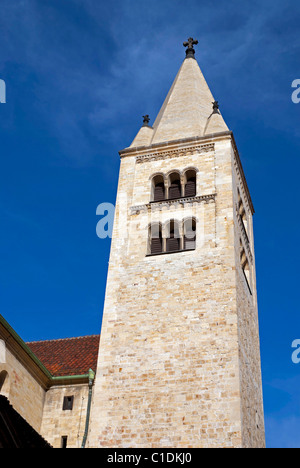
[0,0,300,448]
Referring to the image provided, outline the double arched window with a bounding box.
[148,218,196,255]
[151,169,197,202]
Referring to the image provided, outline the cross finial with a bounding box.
[212,101,220,114]
[183,37,198,59]
[142,115,150,126]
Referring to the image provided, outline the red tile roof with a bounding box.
[26,335,100,377]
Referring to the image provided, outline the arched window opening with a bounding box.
[238,189,248,238]
[0,371,10,398]
[149,223,163,255]
[240,241,252,294]
[168,173,181,200]
[184,218,196,250]
[152,175,165,202]
[147,219,197,256]
[184,170,196,197]
[166,220,181,253]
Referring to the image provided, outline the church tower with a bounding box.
[88,39,265,448]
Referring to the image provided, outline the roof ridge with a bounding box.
[26,334,100,344]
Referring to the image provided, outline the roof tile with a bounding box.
[26,335,100,377]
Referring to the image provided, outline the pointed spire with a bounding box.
[130,115,153,148]
[150,56,228,144]
[129,39,229,148]
[204,101,228,136]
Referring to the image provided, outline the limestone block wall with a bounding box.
[88,135,251,448]
[40,383,90,448]
[232,149,265,448]
[0,349,45,432]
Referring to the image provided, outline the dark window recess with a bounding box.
[169,180,181,200]
[153,182,165,202]
[63,396,74,411]
[148,219,196,256]
[61,436,68,449]
[185,177,196,197]
[166,234,180,252]
[184,235,196,250]
[151,237,163,254]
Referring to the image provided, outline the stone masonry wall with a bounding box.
[40,383,90,448]
[232,148,265,448]
[0,348,45,432]
[88,135,252,448]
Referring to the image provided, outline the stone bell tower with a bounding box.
[88,39,265,448]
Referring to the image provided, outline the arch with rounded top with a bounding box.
[182,216,198,231]
[164,169,182,179]
[167,171,182,200]
[0,370,10,398]
[149,172,166,181]
[162,218,182,237]
[150,173,166,202]
[183,217,197,250]
[183,168,197,197]
[147,221,163,235]
[182,166,199,176]
[148,222,163,254]
[164,219,182,252]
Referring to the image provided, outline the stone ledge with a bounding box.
[130,193,216,215]
[135,143,214,164]
[146,247,196,258]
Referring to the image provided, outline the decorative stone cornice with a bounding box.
[135,143,214,164]
[231,134,254,215]
[130,193,216,215]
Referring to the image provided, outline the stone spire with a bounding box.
[130,115,153,148]
[203,100,229,136]
[129,39,229,148]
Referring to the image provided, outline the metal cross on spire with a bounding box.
[183,37,198,59]
[142,115,150,127]
[212,101,220,114]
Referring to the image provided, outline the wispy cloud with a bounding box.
[1,0,299,165]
